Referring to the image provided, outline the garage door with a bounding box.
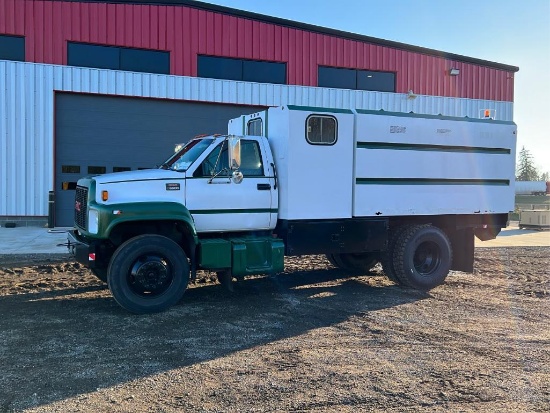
[55,93,263,227]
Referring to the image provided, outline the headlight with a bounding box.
[88,209,99,234]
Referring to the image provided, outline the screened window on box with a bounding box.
[247,118,263,136]
[306,115,337,145]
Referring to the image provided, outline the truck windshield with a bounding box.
[159,138,214,171]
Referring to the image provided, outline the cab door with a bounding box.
[185,137,275,233]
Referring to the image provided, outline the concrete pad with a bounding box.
[475,222,550,248]
[0,227,70,257]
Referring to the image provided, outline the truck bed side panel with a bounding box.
[353,113,516,217]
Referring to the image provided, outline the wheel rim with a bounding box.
[128,254,173,297]
[413,241,441,276]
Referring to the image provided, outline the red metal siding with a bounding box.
[0,0,515,101]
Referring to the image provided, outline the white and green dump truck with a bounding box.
[67,105,516,313]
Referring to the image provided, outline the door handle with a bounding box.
[257,183,271,190]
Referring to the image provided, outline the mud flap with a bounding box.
[449,228,474,273]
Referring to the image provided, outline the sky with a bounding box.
[204,0,550,175]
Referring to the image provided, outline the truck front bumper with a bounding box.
[67,230,97,268]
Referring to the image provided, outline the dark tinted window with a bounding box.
[61,165,80,174]
[198,55,242,81]
[198,55,286,84]
[120,47,169,74]
[88,166,106,174]
[68,43,119,70]
[68,42,170,74]
[113,166,131,172]
[357,70,395,92]
[319,66,396,92]
[0,34,25,62]
[242,60,286,84]
[318,66,355,90]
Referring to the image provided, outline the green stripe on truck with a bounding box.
[356,178,510,186]
[357,142,511,154]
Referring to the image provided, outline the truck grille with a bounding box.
[74,186,88,230]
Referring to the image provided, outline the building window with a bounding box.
[68,42,170,74]
[0,34,25,62]
[88,166,106,174]
[61,165,80,174]
[247,118,263,136]
[318,66,395,92]
[198,55,286,84]
[306,115,337,145]
[113,166,131,172]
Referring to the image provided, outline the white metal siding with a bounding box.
[0,60,514,217]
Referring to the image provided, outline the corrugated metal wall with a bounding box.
[0,0,515,101]
[0,60,514,217]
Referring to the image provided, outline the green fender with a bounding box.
[83,201,198,244]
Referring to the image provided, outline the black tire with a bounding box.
[90,267,107,282]
[392,225,452,290]
[338,253,378,273]
[107,235,190,314]
[326,253,378,274]
[381,225,412,284]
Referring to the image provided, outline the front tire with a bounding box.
[392,225,452,290]
[107,235,190,314]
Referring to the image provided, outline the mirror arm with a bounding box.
[208,167,229,184]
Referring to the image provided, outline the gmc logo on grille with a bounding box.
[75,201,81,212]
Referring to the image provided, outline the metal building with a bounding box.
[0,0,519,227]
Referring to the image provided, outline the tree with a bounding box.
[516,146,540,181]
[541,171,549,182]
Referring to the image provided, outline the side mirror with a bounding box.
[228,136,241,170]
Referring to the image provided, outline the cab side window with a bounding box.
[194,141,229,177]
[193,139,264,177]
[240,140,264,176]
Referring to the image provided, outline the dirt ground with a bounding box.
[0,247,548,412]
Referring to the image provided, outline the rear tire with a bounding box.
[392,225,452,290]
[381,225,412,284]
[107,235,190,314]
[326,253,378,273]
[338,253,378,272]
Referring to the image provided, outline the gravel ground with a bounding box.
[0,247,548,412]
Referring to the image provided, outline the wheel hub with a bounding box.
[414,241,441,276]
[129,255,173,296]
